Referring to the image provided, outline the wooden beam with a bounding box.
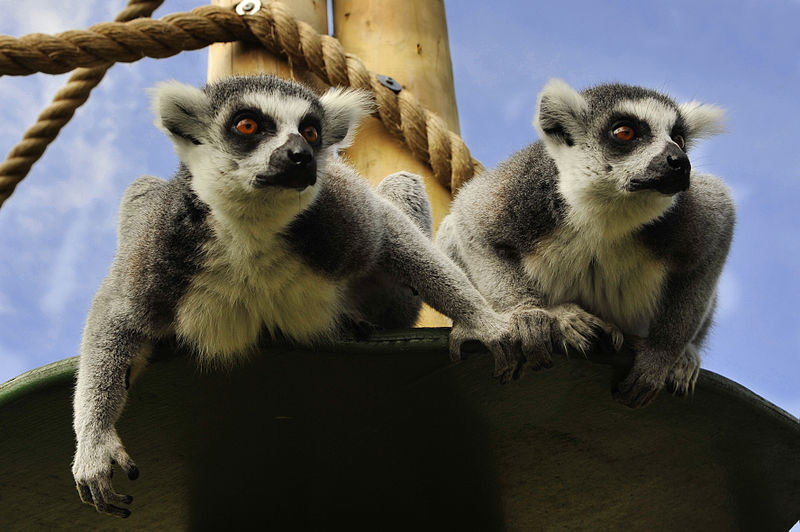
[333,0,461,326]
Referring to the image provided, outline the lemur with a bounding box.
[72,75,523,518]
[436,78,734,409]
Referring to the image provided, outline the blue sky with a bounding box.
[0,0,798,419]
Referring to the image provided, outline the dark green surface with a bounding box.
[0,329,798,530]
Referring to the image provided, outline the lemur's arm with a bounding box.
[616,178,735,407]
[379,201,523,381]
[435,216,544,312]
[72,282,146,519]
[72,175,171,518]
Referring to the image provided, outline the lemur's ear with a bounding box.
[150,81,212,147]
[678,101,726,149]
[319,88,375,149]
[533,78,588,147]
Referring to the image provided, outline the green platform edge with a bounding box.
[1,328,798,530]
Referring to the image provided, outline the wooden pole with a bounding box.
[208,0,329,90]
[332,0,460,326]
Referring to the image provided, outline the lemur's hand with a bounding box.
[449,311,523,383]
[73,430,139,518]
[510,303,622,370]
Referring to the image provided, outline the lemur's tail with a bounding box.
[376,172,433,239]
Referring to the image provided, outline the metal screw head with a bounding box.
[236,0,261,15]
[377,75,402,94]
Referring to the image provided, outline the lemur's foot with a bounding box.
[73,432,139,518]
[665,345,701,397]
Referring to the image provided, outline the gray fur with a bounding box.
[73,75,521,518]
[436,78,734,408]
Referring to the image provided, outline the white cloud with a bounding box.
[39,208,92,318]
[0,1,115,36]
[715,269,741,321]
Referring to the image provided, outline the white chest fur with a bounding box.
[174,216,344,366]
[522,228,667,336]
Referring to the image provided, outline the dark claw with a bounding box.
[106,504,131,519]
[77,483,93,505]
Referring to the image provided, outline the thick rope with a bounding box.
[0,2,482,209]
[0,0,164,208]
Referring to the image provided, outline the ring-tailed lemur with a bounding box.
[72,74,523,518]
[436,78,734,408]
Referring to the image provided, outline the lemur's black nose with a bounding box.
[288,144,313,165]
[667,153,689,171]
[255,134,318,190]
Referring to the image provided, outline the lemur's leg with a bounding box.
[665,296,714,396]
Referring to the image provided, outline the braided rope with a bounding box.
[0,0,164,207]
[0,2,483,209]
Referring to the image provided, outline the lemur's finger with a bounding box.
[614,373,660,408]
[488,340,520,383]
[76,482,93,505]
[113,453,139,480]
[512,309,553,370]
[448,336,464,362]
[88,477,133,518]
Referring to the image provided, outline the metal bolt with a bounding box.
[236,0,261,15]
[377,75,402,94]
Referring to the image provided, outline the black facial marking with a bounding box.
[670,121,688,152]
[299,114,323,148]
[125,366,131,389]
[602,114,652,157]
[226,109,276,153]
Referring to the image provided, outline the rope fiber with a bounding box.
[0,2,482,209]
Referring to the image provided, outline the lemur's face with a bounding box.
[151,75,372,214]
[209,92,326,192]
[534,79,725,206]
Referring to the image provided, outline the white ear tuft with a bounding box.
[149,80,211,147]
[319,87,375,149]
[679,101,726,144]
[533,78,588,147]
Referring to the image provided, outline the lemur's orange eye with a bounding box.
[236,118,258,135]
[673,135,685,150]
[301,125,319,144]
[613,125,635,141]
